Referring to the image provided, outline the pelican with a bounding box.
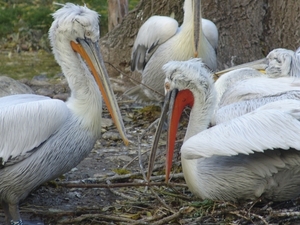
[215,48,300,102]
[212,47,300,120]
[124,0,218,104]
[213,46,300,79]
[148,58,300,201]
[0,4,129,225]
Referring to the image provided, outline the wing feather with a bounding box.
[0,94,69,166]
[219,77,300,108]
[182,100,300,160]
[131,16,178,73]
[212,90,300,125]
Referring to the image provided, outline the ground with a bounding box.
[1,75,300,225]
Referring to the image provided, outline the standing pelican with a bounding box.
[149,58,300,201]
[0,4,128,225]
[125,0,218,104]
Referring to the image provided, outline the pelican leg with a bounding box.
[2,201,12,225]
[8,203,22,225]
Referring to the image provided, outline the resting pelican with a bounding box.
[125,0,218,104]
[212,47,300,120]
[148,58,300,201]
[0,4,128,225]
[214,47,300,79]
[215,48,300,102]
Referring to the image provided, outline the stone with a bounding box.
[0,76,34,97]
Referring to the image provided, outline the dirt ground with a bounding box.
[1,76,300,225]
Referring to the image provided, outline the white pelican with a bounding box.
[125,0,218,104]
[0,4,129,225]
[211,47,300,123]
[215,47,300,104]
[213,46,300,79]
[148,58,300,201]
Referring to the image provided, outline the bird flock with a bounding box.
[1,1,300,224]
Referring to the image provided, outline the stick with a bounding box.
[151,207,188,225]
[150,188,175,213]
[59,181,187,188]
[106,180,137,201]
[105,61,164,98]
[58,213,148,224]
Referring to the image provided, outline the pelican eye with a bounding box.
[85,31,92,38]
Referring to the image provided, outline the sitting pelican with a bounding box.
[215,48,300,104]
[148,58,300,201]
[213,46,300,79]
[211,47,300,123]
[124,0,218,104]
[0,4,128,225]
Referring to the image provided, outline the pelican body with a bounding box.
[149,58,300,202]
[0,4,128,225]
[125,0,218,104]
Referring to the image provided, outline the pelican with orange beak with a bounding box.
[148,58,300,201]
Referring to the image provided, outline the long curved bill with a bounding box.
[71,39,129,146]
[146,90,174,181]
[147,89,194,182]
[213,58,267,80]
[193,0,201,58]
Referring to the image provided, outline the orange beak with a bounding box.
[70,39,129,146]
[166,89,194,182]
[147,88,194,182]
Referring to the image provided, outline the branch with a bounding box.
[59,181,187,189]
[105,61,164,97]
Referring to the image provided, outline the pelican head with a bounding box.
[147,59,215,181]
[266,48,295,78]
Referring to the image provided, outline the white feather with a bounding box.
[0,95,69,165]
[182,101,300,160]
[212,90,300,125]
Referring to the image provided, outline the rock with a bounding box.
[34,87,55,97]
[102,118,114,128]
[0,76,34,97]
[53,93,70,101]
[102,131,122,141]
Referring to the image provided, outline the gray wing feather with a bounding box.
[131,16,178,73]
[0,94,69,166]
[213,90,300,125]
[182,101,300,160]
